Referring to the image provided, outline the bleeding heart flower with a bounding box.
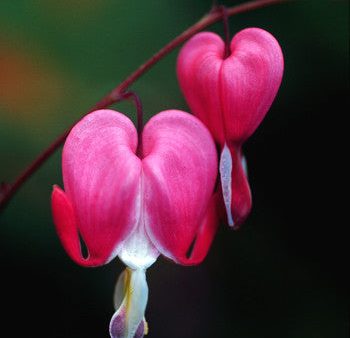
[51,109,218,338]
[177,27,284,228]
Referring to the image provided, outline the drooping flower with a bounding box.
[177,27,284,228]
[51,109,218,337]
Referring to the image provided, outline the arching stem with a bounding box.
[221,5,231,58]
[119,91,144,156]
[0,0,289,212]
[120,91,144,138]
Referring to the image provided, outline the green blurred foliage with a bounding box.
[0,1,348,337]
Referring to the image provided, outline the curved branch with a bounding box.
[0,0,288,211]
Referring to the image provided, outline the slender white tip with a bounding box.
[110,268,148,338]
[220,144,234,227]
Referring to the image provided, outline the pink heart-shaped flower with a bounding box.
[177,28,284,227]
[52,109,218,267]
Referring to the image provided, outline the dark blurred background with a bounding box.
[0,1,348,337]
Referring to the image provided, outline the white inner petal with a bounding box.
[113,269,127,311]
[118,176,159,270]
[119,223,159,270]
[110,268,148,338]
[220,143,234,227]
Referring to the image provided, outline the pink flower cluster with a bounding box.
[51,28,283,338]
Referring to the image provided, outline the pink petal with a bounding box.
[53,109,142,266]
[177,32,226,145]
[51,185,95,267]
[177,193,219,265]
[141,110,218,264]
[221,28,284,142]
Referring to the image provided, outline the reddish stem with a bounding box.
[119,91,144,157]
[0,0,288,211]
[221,6,231,58]
[211,4,231,57]
[119,91,144,137]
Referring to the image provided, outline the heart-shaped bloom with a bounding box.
[51,109,218,337]
[177,28,284,227]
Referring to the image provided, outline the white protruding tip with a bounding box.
[110,268,148,338]
[220,143,234,227]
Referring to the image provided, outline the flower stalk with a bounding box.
[0,0,289,211]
